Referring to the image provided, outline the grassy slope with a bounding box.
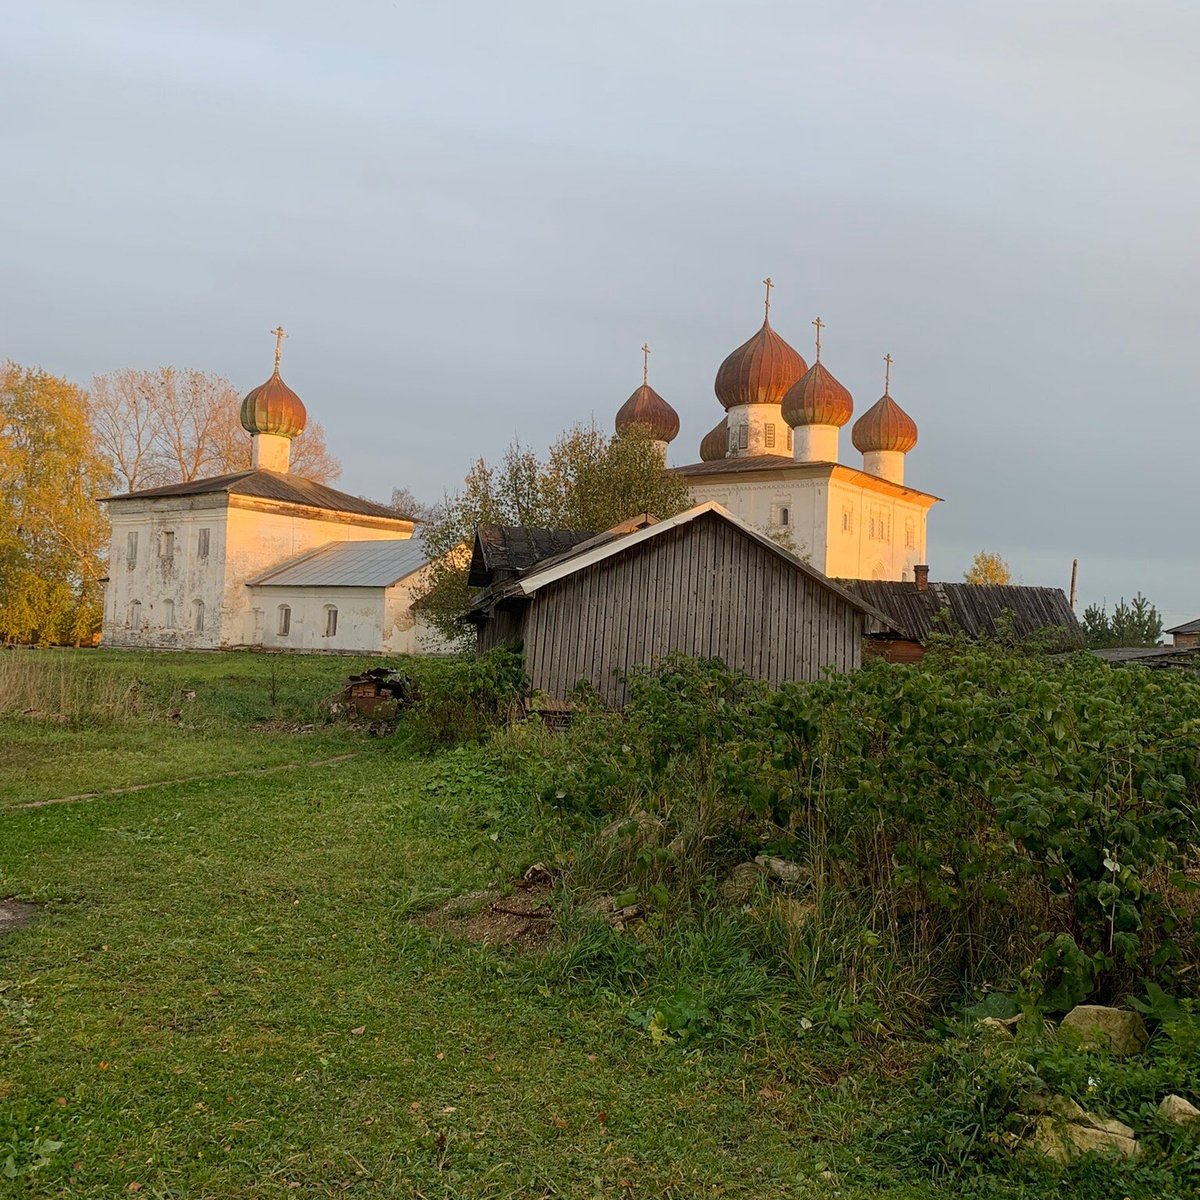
[0,652,929,1198]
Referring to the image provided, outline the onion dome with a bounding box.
[782,361,853,428]
[615,385,680,443]
[699,417,728,461]
[851,393,918,453]
[713,280,806,410]
[241,326,307,439]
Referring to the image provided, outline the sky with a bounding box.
[3,0,1198,623]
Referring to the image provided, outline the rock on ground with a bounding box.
[718,861,767,903]
[1058,1004,1149,1056]
[1159,1094,1200,1128]
[1026,1095,1140,1163]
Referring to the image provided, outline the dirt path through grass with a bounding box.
[10,752,360,810]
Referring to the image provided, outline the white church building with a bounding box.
[614,282,940,581]
[101,336,449,655]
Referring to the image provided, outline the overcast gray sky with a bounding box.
[3,1,1197,622]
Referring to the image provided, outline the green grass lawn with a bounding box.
[0,651,931,1199]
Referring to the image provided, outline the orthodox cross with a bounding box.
[812,316,824,361]
[762,277,774,320]
[271,325,288,370]
[884,353,893,394]
[641,343,651,386]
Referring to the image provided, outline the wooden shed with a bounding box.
[841,573,1080,663]
[465,502,888,706]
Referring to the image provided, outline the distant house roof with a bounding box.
[1166,618,1200,636]
[467,525,597,588]
[839,580,1080,644]
[1091,645,1200,669]
[468,503,891,627]
[247,539,432,588]
[103,469,408,522]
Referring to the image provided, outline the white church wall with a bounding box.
[723,404,791,457]
[382,565,462,656]
[824,477,929,581]
[101,499,228,650]
[247,586,386,654]
[685,477,827,566]
[223,503,410,647]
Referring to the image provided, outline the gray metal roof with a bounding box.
[248,539,432,588]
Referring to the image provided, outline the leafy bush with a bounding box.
[542,643,1200,1024]
[393,646,528,749]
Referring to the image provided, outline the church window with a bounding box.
[842,506,853,534]
[323,605,338,637]
[128,600,142,631]
[197,528,210,559]
[163,599,175,628]
[774,504,790,527]
[869,511,888,541]
[905,518,915,549]
[738,425,748,450]
[786,427,793,453]
[126,531,138,570]
[193,600,205,633]
[765,424,776,449]
[277,605,291,637]
[159,530,175,559]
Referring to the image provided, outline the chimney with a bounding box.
[914,564,930,592]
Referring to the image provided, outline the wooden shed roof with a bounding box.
[467,525,597,588]
[839,580,1080,644]
[468,503,893,628]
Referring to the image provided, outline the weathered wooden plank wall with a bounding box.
[509,513,865,705]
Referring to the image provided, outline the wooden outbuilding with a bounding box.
[842,569,1080,663]
[464,502,889,706]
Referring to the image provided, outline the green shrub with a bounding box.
[394,646,528,749]
[541,643,1200,1023]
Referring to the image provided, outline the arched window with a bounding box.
[128,600,142,631]
[277,604,291,637]
[764,423,776,449]
[163,599,175,629]
[192,600,205,633]
[779,506,790,527]
[323,605,338,637]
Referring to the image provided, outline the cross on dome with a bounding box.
[812,317,824,361]
[762,277,774,320]
[641,342,651,386]
[271,325,288,371]
[884,353,893,394]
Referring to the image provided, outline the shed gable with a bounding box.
[513,511,866,705]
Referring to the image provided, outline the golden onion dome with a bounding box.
[713,281,806,410]
[781,361,853,429]
[714,320,807,410]
[851,393,918,454]
[699,417,728,461]
[241,326,308,439]
[615,384,680,443]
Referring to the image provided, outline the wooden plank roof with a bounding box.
[467,525,597,588]
[467,503,893,628]
[839,580,1080,644]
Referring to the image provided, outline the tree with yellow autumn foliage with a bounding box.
[0,363,113,644]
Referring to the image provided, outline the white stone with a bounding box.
[1158,1094,1200,1127]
